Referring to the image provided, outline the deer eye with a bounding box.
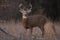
[28,6,31,9]
[20,6,24,9]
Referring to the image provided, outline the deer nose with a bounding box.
[24,9,27,11]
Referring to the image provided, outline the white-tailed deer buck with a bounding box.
[19,2,57,39]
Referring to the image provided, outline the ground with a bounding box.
[0,20,60,40]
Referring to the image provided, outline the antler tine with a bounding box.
[29,3,32,9]
[26,3,32,13]
[19,3,23,8]
[19,3,25,13]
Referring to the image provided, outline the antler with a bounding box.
[19,3,32,14]
[19,3,26,14]
[29,3,32,10]
[26,3,32,13]
[19,3,23,8]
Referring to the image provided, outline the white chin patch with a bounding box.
[23,16,27,18]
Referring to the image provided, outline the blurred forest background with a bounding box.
[0,0,60,22]
[0,0,60,40]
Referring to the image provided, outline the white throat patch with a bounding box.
[23,15,27,18]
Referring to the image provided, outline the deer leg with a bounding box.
[23,28,27,40]
[26,28,33,40]
[39,26,44,37]
[30,28,33,34]
[30,27,33,37]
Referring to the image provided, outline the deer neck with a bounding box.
[22,13,27,19]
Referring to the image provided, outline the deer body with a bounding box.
[19,2,57,39]
[22,15,47,29]
[21,13,48,37]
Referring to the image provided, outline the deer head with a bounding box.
[19,2,32,15]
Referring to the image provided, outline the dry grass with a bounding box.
[0,20,59,40]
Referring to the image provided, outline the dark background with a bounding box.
[0,0,60,21]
